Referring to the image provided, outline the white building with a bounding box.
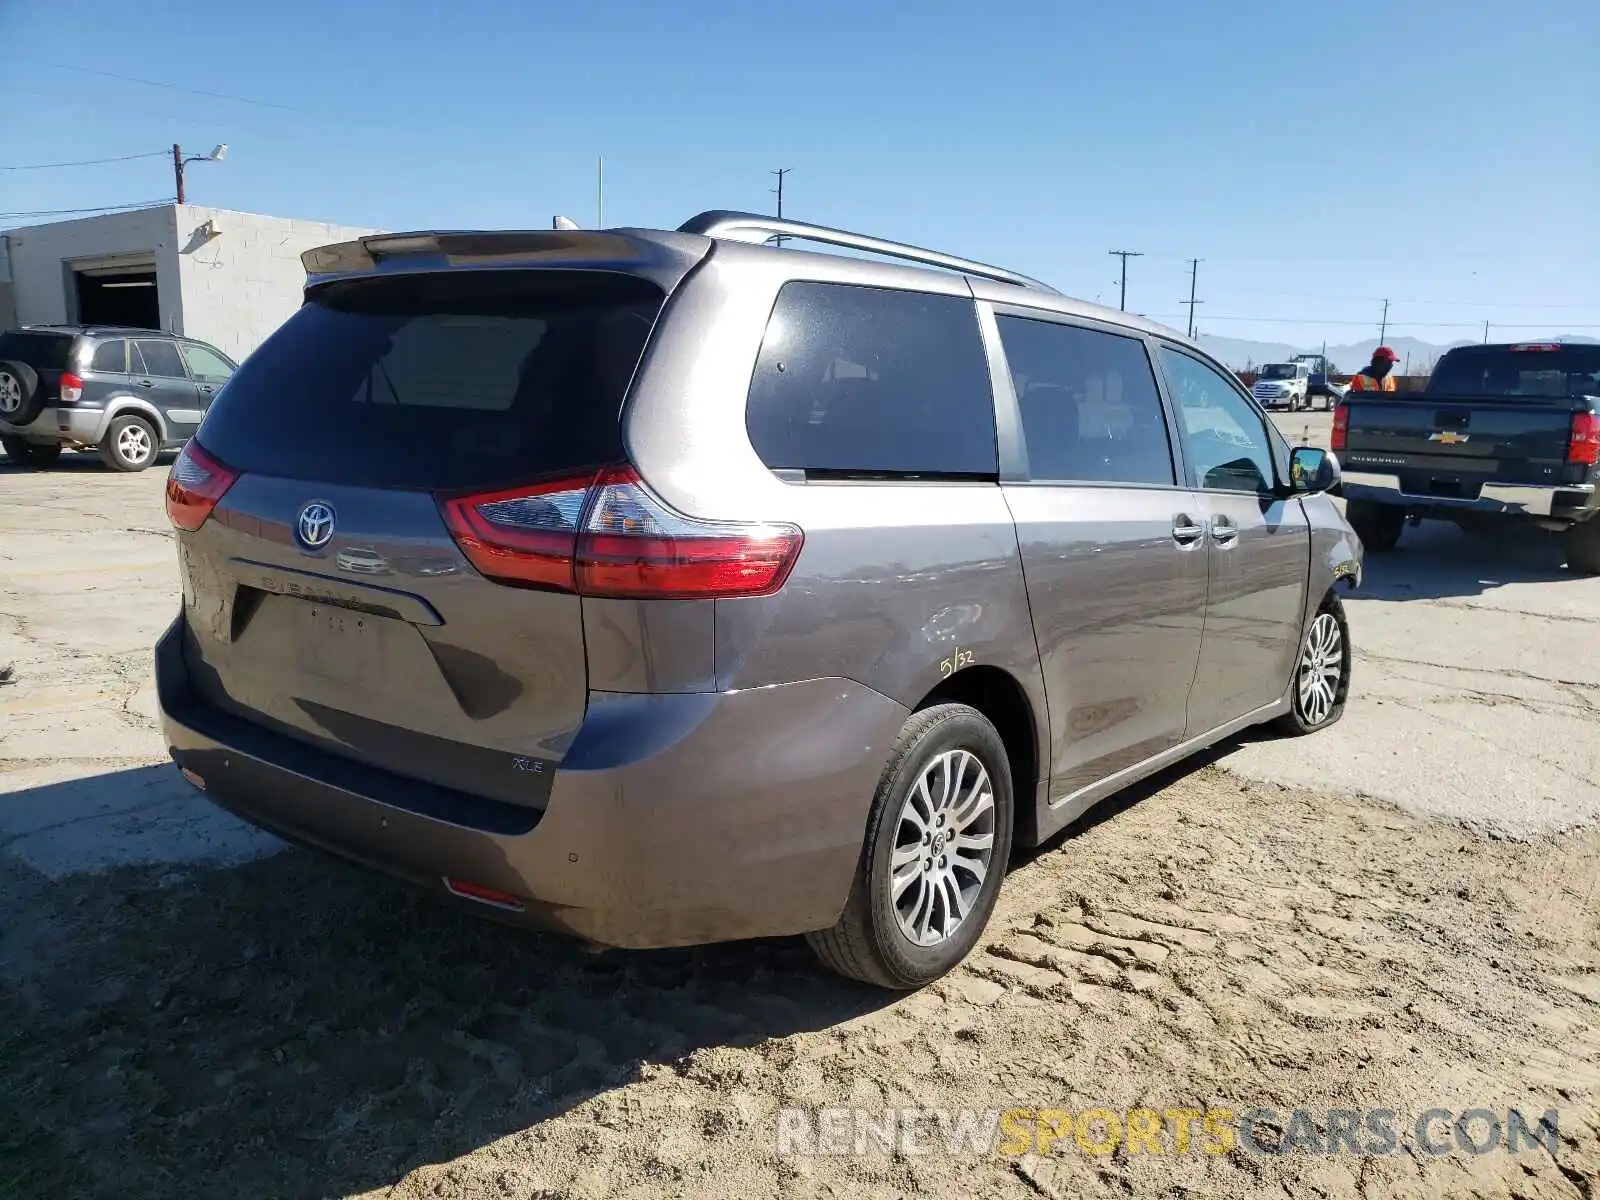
[0,204,380,362]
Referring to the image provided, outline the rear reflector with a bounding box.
[59,372,83,404]
[179,767,206,791]
[1569,412,1600,466]
[1330,402,1349,451]
[443,878,525,912]
[165,441,239,531]
[438,466,804,599]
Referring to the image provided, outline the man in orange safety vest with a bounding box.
[1347,346,1400,392]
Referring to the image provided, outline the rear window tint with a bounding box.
[745,282,996,477]
[1431,348,1600,399]
[135,339,187,379]
[196,271,664,491]
[996,315,1174,486]
[90,340,128,372]
[0,332,74,372]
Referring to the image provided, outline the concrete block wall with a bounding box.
[172,206,380,362]
[1,206,184,332]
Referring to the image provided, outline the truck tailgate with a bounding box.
[1343,395,1579,485]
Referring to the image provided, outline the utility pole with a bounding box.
[1108,249,1143,311]
[771,168,790,248]
[597,156,604,228]
[1378,298,1389,346]
[1182,257,1203,337]
[1483,320,1490,344]
[171,142,227,205]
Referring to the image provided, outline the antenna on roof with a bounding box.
[552,215,581,230]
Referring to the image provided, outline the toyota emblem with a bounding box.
[296,501,337,549]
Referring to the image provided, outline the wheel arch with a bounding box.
[914,664,1044,847]
[102,396,169,442]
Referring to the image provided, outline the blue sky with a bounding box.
[2,0,1595,348]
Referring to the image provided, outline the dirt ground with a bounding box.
[4,434,1600,1198]
[4,763,1598,1199]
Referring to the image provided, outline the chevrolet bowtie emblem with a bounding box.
[1429,430,1469,445]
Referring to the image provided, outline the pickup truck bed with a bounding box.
[1333,343,1600,571]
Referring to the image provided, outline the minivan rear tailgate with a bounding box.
[1343,396,1579,483]
[179,475,584,810]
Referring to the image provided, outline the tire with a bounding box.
[1564,520,1600,575]
[807,703,1015,989]
[1346,499,1404,553]
[1273,593,1351,736]
[1,436,62,466]
[99,414,159,472]
[0,360,43,426]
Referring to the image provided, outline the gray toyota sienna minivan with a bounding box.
[156,211,1361,988]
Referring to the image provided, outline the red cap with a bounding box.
[1373,346,1399,362]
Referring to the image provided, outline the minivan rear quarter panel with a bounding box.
[623,241,1050,785]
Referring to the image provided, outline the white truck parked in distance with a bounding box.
[1251,361,1312,411]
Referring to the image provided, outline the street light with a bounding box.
[172,143,227,204]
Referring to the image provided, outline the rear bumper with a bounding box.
[0,406,106,445]
[155,614,907,948]
[1342,471,1599,522]
[1,406,61,442]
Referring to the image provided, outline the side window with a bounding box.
[746,282,996,476]
[1157,346,1277,494]
[181,343,235,384]
[89,340,128,373]
[995,315,1174,486]
[134,339,188,379]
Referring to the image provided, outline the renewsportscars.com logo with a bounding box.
[775,1105,1562,1159]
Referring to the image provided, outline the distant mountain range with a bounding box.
[1194,333,1599,373]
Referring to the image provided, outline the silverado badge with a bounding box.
[1428,431,1470,445]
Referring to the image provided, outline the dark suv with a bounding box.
[156,212,1362,988]
[0,325,237,471]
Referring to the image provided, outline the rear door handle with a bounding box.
[1172,515,1205,546]
[136,378,155,388]
[1210,516,1239,547]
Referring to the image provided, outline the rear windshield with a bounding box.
[0,332,75,372]
[196,271,664,491]
[1430,348,1600,400]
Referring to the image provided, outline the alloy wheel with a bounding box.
[118,423,153,465]
[890,748,997,947]
[1297,611,1343,726]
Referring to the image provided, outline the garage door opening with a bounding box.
[76,269,160,329]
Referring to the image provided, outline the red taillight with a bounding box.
[1330,402,1349,451]
[1511,343,1561,353]
[1569,412,1600,466]
[576,466,804,598]
[437,466,804,599]
[443,878,525,912]
[59,372,83,403]
[437,474,590,590]
[164,441,238,531]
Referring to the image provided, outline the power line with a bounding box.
[1143,313,1600,329]
[1,149,168,172]
[28,59,316,115]
[0,199,175,220]
[1108,249,1143,311]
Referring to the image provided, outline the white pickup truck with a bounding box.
[1251,362,1312,411]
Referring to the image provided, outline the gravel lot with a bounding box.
[3,430,1598,1198]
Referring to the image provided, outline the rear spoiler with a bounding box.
[300,229,711,292]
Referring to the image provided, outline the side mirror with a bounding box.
[1289,446,1340,494]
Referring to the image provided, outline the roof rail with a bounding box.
[678,210,1059,295]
